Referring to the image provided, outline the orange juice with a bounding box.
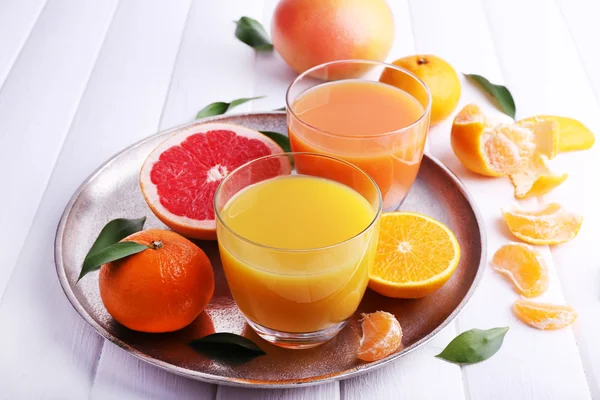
[217,175,378,333]
[289,79,428,210]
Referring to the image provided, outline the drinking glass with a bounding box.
[287,59,432,211]
[214,153,382,349]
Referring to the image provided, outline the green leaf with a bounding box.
[189,333,266,363]
[234,17,273,51]
[465,74,516,118]
[259,131,291,152]
[196,96,265,119]
[85,217,146,258]
[273,106,286,111]
[436,327,509,365]
[79,217,146,281]
[78,242,149,281]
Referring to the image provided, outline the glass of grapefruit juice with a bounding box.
[287,60,432,211]
[215,153,382,349]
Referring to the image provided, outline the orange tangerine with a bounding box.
[491,243,548,298]
[451,104,535,176]
[357,311,402,362]
[513,299,577,330]
[502,203,583,245]
[508,154,567,199]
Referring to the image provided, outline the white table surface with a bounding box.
[1,0,599,399]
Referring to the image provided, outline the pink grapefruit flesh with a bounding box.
[140,123,286,240]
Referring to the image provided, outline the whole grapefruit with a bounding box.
[99,229,214,333]
[271,0,395,79]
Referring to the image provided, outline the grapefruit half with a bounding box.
[140,123,286,240]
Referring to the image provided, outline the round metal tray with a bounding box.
[55,112,485,388]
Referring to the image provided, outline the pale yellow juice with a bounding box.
[217,175,378,333]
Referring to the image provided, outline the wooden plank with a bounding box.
[555,0,600,101]
[217,385,339,400]
[0,0,198,398]
[0,0,118,296]
[91,344,216,400]
[412,0,592,398]
[0,0,47,87]
[482,0,600,397]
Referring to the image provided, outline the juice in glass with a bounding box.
[287,60,431,211]
[215,153,381,348]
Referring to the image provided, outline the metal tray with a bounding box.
[55,112,485,388]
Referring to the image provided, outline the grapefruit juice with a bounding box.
[288,65,431,211]
[217,175,379,334]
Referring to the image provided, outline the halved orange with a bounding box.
[491,243,548,298]
[518,115,595,153]
[369,212,460,298]
[357,311,403,362]
[508,154,567,199]
[513,299,577,330]
[502,203,583,245]
[451,104,536,177]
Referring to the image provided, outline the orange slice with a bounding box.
[513,299,577,330]
[451,104,535,177]
[491,243,548,298]
[518,115,595,153]
[369,212,460,298]
[508,154,567,199]
[502,203,583,245]
[357,311,403,362]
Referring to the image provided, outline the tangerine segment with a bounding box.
[491,243,548,298]
[508,154,567,199]
[357,311,403,362]
[513,299,577,330]
[502,203,583,245]
[451,104,535,177]
[369,212,460,298]
[515,117,560,159]
[518,115,595,153]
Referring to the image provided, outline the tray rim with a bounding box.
[54,111,487,388]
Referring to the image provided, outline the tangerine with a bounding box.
[99,229,214,333]
[357,311,402,362]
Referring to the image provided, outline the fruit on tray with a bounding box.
[271,0,394,79]
[357,311,402,362]
[508,154,567,199]
[491,243,548,298]
[451,104,536,176]
[502,203,583,245]
[380,54,461,125]
[368,212,460,298]
[140,123,286,240]
[512,299,577,330]
[517,115,595,153]
[99,229,214,333]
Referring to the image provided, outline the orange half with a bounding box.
[369,212,460,298]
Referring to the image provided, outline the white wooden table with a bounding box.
[1,0,599,399]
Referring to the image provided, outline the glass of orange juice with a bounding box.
[287,60,432,211]
[215,153,382,349]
